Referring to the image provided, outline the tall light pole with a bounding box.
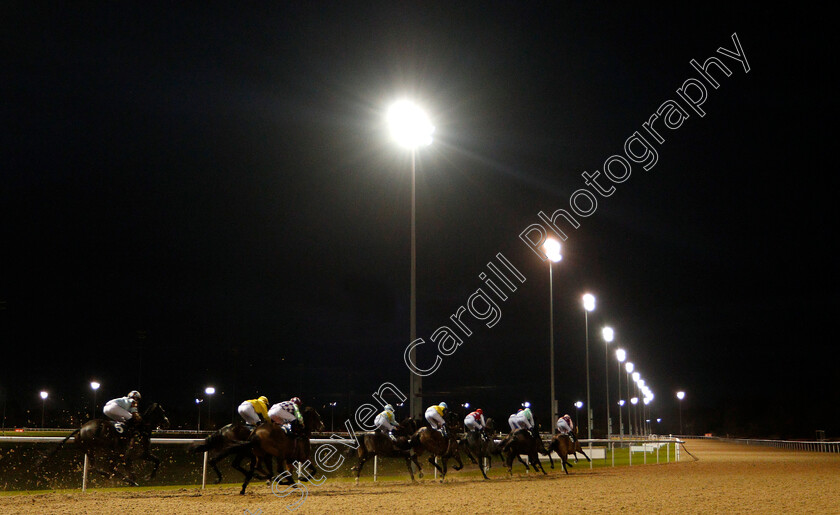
[582,293,595,439]
[544,238,562,434]
[616,349,626,437]
[630,396,638,437]
[329,402,337,432]
[574,401,583,430]
[90,381,100,420]
[625,362,634,435]
[39,391,48,429]
[632,373,641,436]
[204,386,215,430]
[388,99,434,421]
[677,391,685,434]
[602,326,614,439]
[195,398,203,431]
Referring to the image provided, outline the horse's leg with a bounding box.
[208,451,225,484]
[410,452,424,479]
[533,452,547,475]
[516,454,529,471]
[239,454,257,495]
[428,455,444,474]
[352,454,369,482]
[451,449,463,471]
[505,451,515,476]
[141,450,161,480]
[439,456,448,482]
[403,455,416,481]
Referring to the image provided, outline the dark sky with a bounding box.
[3,3,835,438]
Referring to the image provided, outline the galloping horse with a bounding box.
[189,421,273,483]
[499,427,552,476]
[351,417,423,482]
[238,406,325,494]
[43,403,170,485]
[546,434,576,474]
[409,411,463,481]
[458,418,503,480]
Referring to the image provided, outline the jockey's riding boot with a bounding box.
[441,426,449,439]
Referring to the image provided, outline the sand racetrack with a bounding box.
[2,439,838,514]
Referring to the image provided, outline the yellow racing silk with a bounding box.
[247,398,269,419]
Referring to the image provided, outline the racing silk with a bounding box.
[110,396,138,414]
[276,400,303,424]
[375,410,398,430]
[429,405,445,418]
[466,411,486,428]
[246,398,269,420]
[520,408,534,427]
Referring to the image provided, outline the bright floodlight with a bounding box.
[616,348,626,362]
[602,326,614,342]
[575,401,583,408]
[387,100,434,148]
[582,293,595,312]
[630,397,638,405]
[618,400,625,406]
[195,398,201,404]
[638,379,646,388]
[40,391,48,399]
[463,402,470,408]
[543,238,562,262]
[632,372,640,382]
[625,362,634,373]
[205,387,216,395]
[677,391,685,400]
[643,397,651,405]
[90,381,100,390]
[523,401,531,408]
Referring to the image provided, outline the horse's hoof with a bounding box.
[418,472,424,479]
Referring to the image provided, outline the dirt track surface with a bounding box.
[3,440,839,514]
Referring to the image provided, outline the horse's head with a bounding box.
[397,417,418,436]
[142,402,170,430]
[302,406,325,433]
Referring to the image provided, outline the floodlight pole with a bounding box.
[409,148,422,420]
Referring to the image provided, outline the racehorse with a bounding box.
[458,418,503,480]
[546,434,577,474]
[238,406,325,494]
[189,421,273,483]
[499,427,552,476]
[42,402,170,485]
[408,411,463,482]
[350,417,423,482]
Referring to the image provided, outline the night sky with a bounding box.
[3,3,834,438]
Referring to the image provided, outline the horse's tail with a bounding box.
[36,428,80,470]
[188,431,225,454]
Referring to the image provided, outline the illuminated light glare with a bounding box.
[630,397,638,405]
[625,362,634,373]
[602,326,614,342]
[90,381,100,390]
[387,100,434,148]
[616,348,626,362]
[40,391,48,399]
[632,372,640,382]
[543,238,562,262]
[574,401,583,409]
[205,387,215,395]
[583,293,596,312]
[677,391,685,400]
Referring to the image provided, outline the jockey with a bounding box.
[268,397,304,433]
[517,406,535,430]
[464,408,487,440]
[425,402,449,437]
[103,390,141,429]
[238,396,270,426]
[556,413,576,442]
[508,408,524,432]
[374,404,400,441]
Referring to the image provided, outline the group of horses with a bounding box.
[40,403,590,494]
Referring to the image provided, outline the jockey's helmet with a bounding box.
[290,397,302,406]
[127,390,141,401]
[438,402,448,410]
[258,396,269,406]
[384,404,394,412]
[475,408,483,416]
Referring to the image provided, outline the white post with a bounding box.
[82,454,89,492]
[676,440,681,462]
[483,456,489,475]
[434,457,438,479]
[201,451,208,490]
[629,443,632,466]
[611,441,615,467]
[373,455,378,482]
